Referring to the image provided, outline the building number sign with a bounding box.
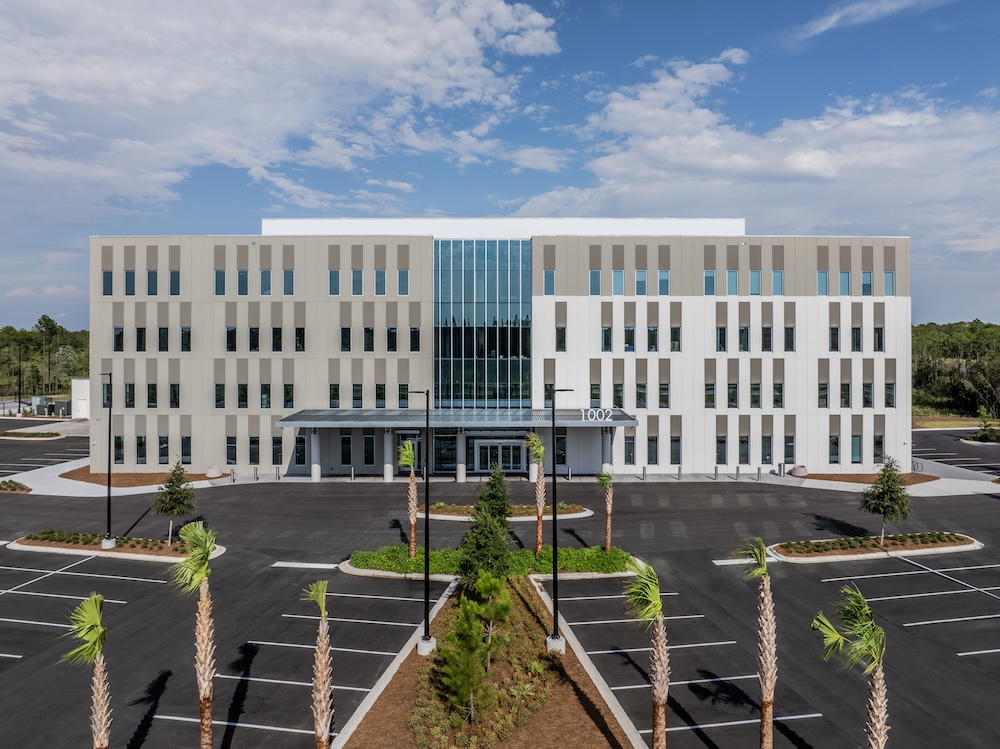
[580,408,613,421]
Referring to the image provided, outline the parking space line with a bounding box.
[0,589,127,605]
[0,555,95,599]
[0,653,23,659]
[866,587,1000,602]
[0,565,167,585]
[154,714,337,737]
[0,616,71,630]
[281,613,418,627]
[248,640,397,657]
[326,592,424,602]
[588,640,737,655]
[562,593,678,601]
[824,563,1000,583]
[905,613,1000,627]
[898,556,1000,603]
[612,674,757,691]
[640,713,822,734]
[270,561,340,570]
[569,615,704,625]
[957,648,1000,657]
[216,674,370,692]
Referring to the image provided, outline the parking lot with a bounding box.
[0,417,89,479]
[912,428,1000,478]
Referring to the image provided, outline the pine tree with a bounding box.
[473,570,511,670]
[476,464,512,532]
[439,596,491,722]
[859,457,910,546]
[152,460,196,545]
[458,509,512,585]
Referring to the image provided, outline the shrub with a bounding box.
[458,509,512,585]
[476,466,512,532]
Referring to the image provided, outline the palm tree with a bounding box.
[597,472,614,553]
[398,440,418,558]
[61,593,112,749]
[170,521,217,749]
[623,558,669,749]
[812,584,889,749]
[302,580,334,749]
[735,537,777,749]
[525,432,545,554]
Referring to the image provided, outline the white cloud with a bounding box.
[786,0,954,46]
[366,178,416,192]
[4,287,34,298]
[42,284,83,296]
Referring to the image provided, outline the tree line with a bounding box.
[913,319,1000,417]
[0,316,89,400]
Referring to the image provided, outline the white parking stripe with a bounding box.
[248,640,396,657]
[154,715,336,737]
[641,713,823,734]
[905,613,1000,627]
[824,563,1000,583]
[588,640,737,655]
[562,593,677,601]
[866,587,1000,602]
[0,653,23,659]
[326,592,423,602]
[0,616,71,629]
[282,613,418,627]
[0,590,127,605]
[958,648,1000,657]
[270,562,340,570]
[215,674,370,692]
[897,556,1000,604]
[569,615,704,625]
[612,674,757,691]
[0,565,166,584]
[0,556,94,599]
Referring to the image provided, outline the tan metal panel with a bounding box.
[659,358,670,381]
[635,244,647,269]
[589,244,601,268]
[375,358,386,381]
[374,244,386,267]
[784,301,795,325]
[169,358,179,382]
[226,415,236,434]
[328,244,340,268]
[761,302,772,326]
[874,302,884,326]
[283,358,294,382]
[704,359,716,383]
[124,245,135,270]
[386,302,397,327]
[237,245,248,268]
[259,244,271,268]
[785,414,795,435]
[773,359,784,383]
[146,245,158,268]
[295,302,305,327]
[410,301,421,325]
[556,302,567,327]
[237,358,248,382]
[863,358,874,381]
[670,301,681,323]
[158,301,169,326]
[352,244,363,268]
[841,359,852,381]
[716,414,727,435]
[658,244,670,270]
[647,414,658,436]
[728,358,739,381]
[613,358,624,381]
[591,359,602,381]
[761,415,772,435]
[716,301,727,325]
[750,245,761,268]
[829,301,840,325]
[283,245,295,269]
[399,358,409,382]
[328,358,338,380]
[636,359,647,381]
[739,414,750,434]
[862,245,873,270]
[852,302,862,325]
[612,244,624,268]
[214,359,225,382]
[544,358,555,382]
[352,358,363,383]
[112,302,123,326]
[124,359,135,381]
[852,414,863,434]
[102,245,113,269]
[169,245,180,268]
[158,415,169,435]
[146,359,156,381]
[602,301,612,326]
[818,358,829,381]
[259,359,270,383]
[226,302,236,326]
[135,304,146,326]
[739,302,749,326]
[647,301,658,323]
[180,301,191,327]
[875,414,885,433]
[340,302,351,325]
[727,244,739,269]
[886,359,896,381]
[884,245,895,271]
[248,415,259,435]
[544,244,555,269]
[248,302,259,327]
[817,245,828,270]
[829,414,839,433]
[625,302,635,326]
[704,244,716,269]
[135,415,146,434]
[271,302,283,326]
[215,245,226,268]
[671,415,682,436]
[751,358,761,381]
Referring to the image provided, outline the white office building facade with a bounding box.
[90,218,910,480]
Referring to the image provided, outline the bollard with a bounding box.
[568,465,572,480]
[351,467,355,481]
[276,466,280,481]
[642,465,647,481]
[757,466,762,482]
[677,465,681,481]
[254,466,259,482]
[714,465,719,481]
[230,469,235,484]
[736,465,740,480]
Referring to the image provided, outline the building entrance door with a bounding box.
[474,440,525,473]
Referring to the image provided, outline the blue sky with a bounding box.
[2,0,1000,329]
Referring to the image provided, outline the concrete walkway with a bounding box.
[7,457,213,497]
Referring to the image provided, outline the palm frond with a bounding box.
[596,472,613,490]
[810,611,846,662]
[301,579,329,619]
[836,585,885,673]
[524,432,544,463]
[60,594,106,665]
[733,536,769,580]
[170,521,216,594]
[398,440,414,470]
[623,558,663,624]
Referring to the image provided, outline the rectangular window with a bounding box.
[624,435,636,465]
[613,383,624,408]
[102,383,112,409]
[647,326,658,352]
[375,383,386,409]
[180,326,191,352]
[260,383,271,408]
[611,269,623,293]
[272,327,282,352]
[375,269,386,296]
[840,270,850,296]
[670,326,681,352]
[226,326,237,352]
[102,270,113,296]
[543,269,555,295]
[352,269,363,295]
[249,327,259,352]
[863,382,874,408]
[340,436,351,465]
[739,326,749,352]
[601,326,612,352]
[225,436,237,466]
[716,326,727,352]
[862,271,873,296]
[329,383,340,409]
[750,382,761,408]
[851,327,862,352]
[215,383,225,409]
[761,326,772,352]
[249,436,259,466]
[113,326,124,352]
[728,382,738,408]
[636,382,647,409]
[784,326,795,352]
[772,270,783,296]
[750,270,762,295]
[260,269,271,296]
[237,269,248,296]
[340,327,351,352]
[215,269,225,296]
[589,269,601,295]
[136,435,146,465]
[727,269,738,295]
[169,383,180,409]
[647,436,658,465]
[704,270,716,295]
[111,436,124,464]
[817,270,828,295]
[353,383,363,408]
[170,269,180,296]
[739,435,750,465]
[158,327,169,352]
[874,435,885,464]
[659,383,670,409]
[329,269,340,296]
[135,327,146,352]
[283,384,294,409]
[410,326,420,352]
[238,383,248,409]
[829,435,840,464]
[555,326,566,352]
[295,436,307,465]
[851,435,862,464]
[387,326,398,352]
[590,383,600,408]
[818,382,829,408]
[147,270,157,296]
[544,383,553,409]
[273,436,283,466]
[761,435,773,464]
[294,327,305,352]
[716,435,727,465]
[363,327,374,352]
[841,383,851,408]
[705,383,716,408]
[635,270,647,295]
[885,382,896,408]
[125,270,135,296]
[363,435,375,466]
[773,383,784,408]
[399,383,409,409]
[658,270,670,295]
[159,435,169,464]
[784,435,795,464]
[829,327,840,352]
[884,271,895,296]
[874,327,884,352]
[147,383,157,408]
[670,435,681,465]
[124,383,135,409]
[283,269,294,296]
[624,326,635,352]
[398,269,409,296]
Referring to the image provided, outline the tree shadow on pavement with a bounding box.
[808,513,869,538]
[220,643,259,749]
[125,670,172,749]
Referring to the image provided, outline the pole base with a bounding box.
[545,635,566,654]
[101,537,117,549]
[417,636,437,656]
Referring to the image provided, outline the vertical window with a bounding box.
[363,327,374,352]
[260,383,271,408]
[543,269,555,295]
[885,382,896,407]
[375,269,386,296]
[238,384,248,409]
[613,383,624,408]
[249,327,259,352]
[716,436,727,465]
[294,327,305,352]
[124,383,135,409]
[398,269,409,296]
[728,382,738,408]
[352,269,363,295]
[147,383,157,408]
[750,382,761,408]
[260,269,271,296]
[159,435,169,464]
[851,435,862,464]
[670,326,681,352]
[226,326,237,352]
[670,435,681,465]
[716,326,727,352]
[237,269,248,296]
[158,327,169,352]
[169,269,180,296]
[851,327,862,352]
[226,436,237,465]
[772,270,783,296]
[874,435,885,464]
[773,383,784,408]
[353,383,363,408]
[295,435,307,465]
[273,436,283,466]
[180,326,191,352]
[784,326,795,352]
[102,383,112,409]
[341,327,351,352]
[839,270,850,296]
[761,435,773,464]
[884,271,895,296]
[399,383,409,409]
[589,269,601,295]
[635,270,647,295]
[410,326,420,352]
[147,270,157,296]
[387,326,398,353]
[817,270,829,296]
[636,383,647,409]
[705,383,716,408]
[544,383,553,409]
[784,435,795,464]
[829,435,840,464]
[329,384,340,408]
[249,436,259,465]
[112,436,124,464]
[862,271,873,296]
[647,436,658,465]
[601,326,612,352]
[113,327,124,352]
[102,270,113,296]
[818,383,829,408]
[659,383,669,409]
[329,270,340,296]
[363,435,375,466]
[136,435,147,465]
[590,383,600,408]
[624,435,636,465]
[169,383,180,409]
[272,327,282,352]
[214,269,225,296]
[624,326,635,352]
[874,327,884,352]
[761,326,772,352]
[750,270,761,295]
[340,436,351,465]
[658,270,670,295]
[739,435,750,465]
[283,384,294,409]
[283,269,294,295]
[829,327,840,351]
[215,383,225,409]
[125,270,135,296]
[863,382,874,408]
[647,326,658,352]
[704,270,716,295]
[375,383,386,408]
[727,269,738,295]
[612,269,624,295]
[738,326,749,352]
[136,327,146,352]
[841,383,851,408]
[555,326,566,352]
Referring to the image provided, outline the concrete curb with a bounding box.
[5,539,227,563]
[767,536,983,564]
[337,558,459,582]
[528,575,647,749]
[417,508,594,523]
[0,435,64,441]
[531,568,636,581]
[331,577,460,749]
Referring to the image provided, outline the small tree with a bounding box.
[398,440,418,558]
[477,464,512,532]
[302,580,334,749]
[458,508,512,586]
[974,405,998,442]
[859,457,910,546]
[525,432,546,554]
[734,537,777,749]
[597,472,614,553]
[61,593,112,749]
[439,596,491,722]
[152,460,196,545]
[473,570,511,670]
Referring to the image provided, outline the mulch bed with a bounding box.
[806,472,938,485]
[430,503,587,517]
[774,534,973,558]
[59,465,211,488]
[16,536,186,558]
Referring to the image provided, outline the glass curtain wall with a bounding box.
[434,239,532,408]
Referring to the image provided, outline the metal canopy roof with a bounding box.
[275,408,637,430]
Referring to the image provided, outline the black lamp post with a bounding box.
[547,387,571,653]
[101,372,115,548]
[416,389,435,655]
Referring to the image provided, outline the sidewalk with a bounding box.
[7,458,213,498]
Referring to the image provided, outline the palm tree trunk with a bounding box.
[758,576,777,749]
[91,651,112,749]
[866,662,889,749]
[195,578,216,749]
[604,485,614,553]
[535,464,545,555]
[408,469,418,558]
[650,614,670,749]
[879,522,885,547]
[312,614,333,749]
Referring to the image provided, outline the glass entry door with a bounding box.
[474,440,525,473]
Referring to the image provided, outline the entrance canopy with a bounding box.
[275,408,637,430]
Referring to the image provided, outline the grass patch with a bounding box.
[776,531,968,556]
[0,431,60,438]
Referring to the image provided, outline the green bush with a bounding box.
[458,509,512,585]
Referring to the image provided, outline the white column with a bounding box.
[601,428,612,475]
[456,430,466,483]
[310,429,321,481]
[383,429,393,482]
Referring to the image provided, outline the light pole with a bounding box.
[101,372,116,549]
[416,389,436,656]
[546,387,571,654]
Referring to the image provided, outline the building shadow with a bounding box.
[124,670,172,749]
[808,513,869,538]
[220,643,259,749]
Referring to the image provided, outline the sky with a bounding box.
[2,0,1000,330]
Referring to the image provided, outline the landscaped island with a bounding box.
[773,531,973,558]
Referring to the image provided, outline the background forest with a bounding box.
[0,316,89,402]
